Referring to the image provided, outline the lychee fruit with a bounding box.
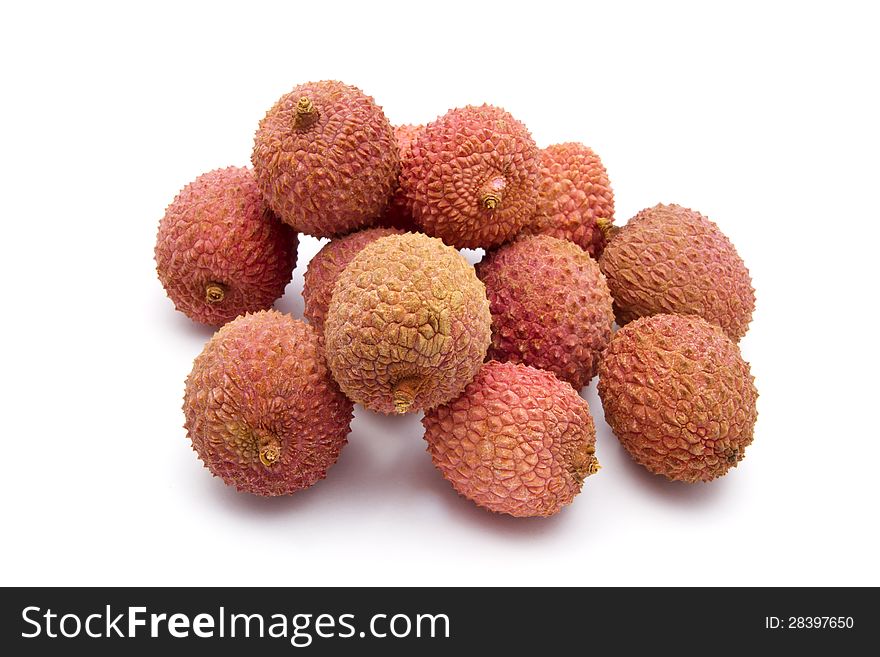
[476,235,614,389]
[303,227,404,331]
[400,104,539,249]
[252,80,399,238]
[378,124,424,231]
[523,142,615,258]
[324,232,491,414]
[183,310,353,496]
[155,166,297,326]
[599,203,755,340]
[423,361,599,517]
[598,314,758,483]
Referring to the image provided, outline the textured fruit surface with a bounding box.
[599,203,755,340]
[252,80,399,238]
[400,104,539,249]
[303,227,404,331]
[423,361,599,517]
[524,143,615,258]
[379,124,424,231]
[477,235,613,389]
[324,233,491,414]
[155,167,297,326]
[184,311,353,496]
[598,314,758,483]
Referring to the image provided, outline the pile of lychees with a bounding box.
[156,80,757,517]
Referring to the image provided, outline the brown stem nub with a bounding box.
[480,176,507,210]
[569,444,600,483]
[596,217,619,242]
[294,96,318,129]
[205,283,226,304]
[259,439,281,467]
[391,377,422,414]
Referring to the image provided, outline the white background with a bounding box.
[1,0,878,587]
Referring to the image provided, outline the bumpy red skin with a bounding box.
[324,233,491,414]
[400,105,539,249]
[599,203,755,341]
[477,235,614,389]
[377,124,423,231]
[523,143,615,258]
[155,167,297,326]
[184,311,353,496]
[252,80,399,238]
[598,314,758,483]
[423,361,598,517]
[303,227,404,331]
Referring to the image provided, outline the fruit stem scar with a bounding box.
[480,176,507,210]
[259,438,281,467]
[569,444,600,482]
[205,283,226,304]
[596,217,618,241]
[294,96,318,129]
[392,376,422,414]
